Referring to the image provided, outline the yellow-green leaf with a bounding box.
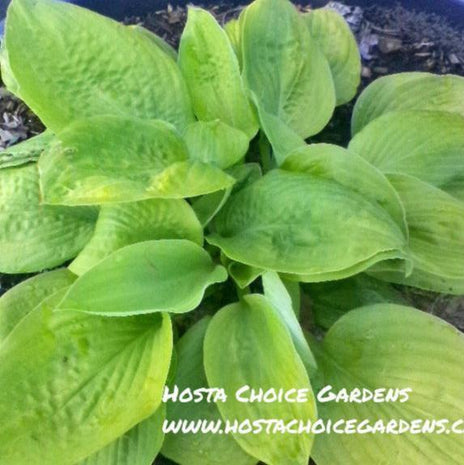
[352,72,464,134]
[262,271,317,376]
[208,170,407,281]
[59,240,227,316]
[311,304,464,465]
[147,160,236,199]
[184,120,249,169]
[80,407,166,465]
[0,291,172,465]
[241,0,335,140]
[204,294,317,465]
[370,174,464,294]
[70,199,203,275]
[0,131,54,169]
[162,317,256,465]
[223,18,242,66]
[179,7,258,139]
[0,268,76,343]
[282,143,407,237]
[0,164,96,273]
[305,8,361,105]
[349,110,464,201]
[4,0,193,131]
[38,116,234,205]
[130,24,178,61]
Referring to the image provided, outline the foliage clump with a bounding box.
[0,0,464,464]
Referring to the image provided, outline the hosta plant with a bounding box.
[1,0,464,464]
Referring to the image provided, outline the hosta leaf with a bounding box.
[204,294,316,465]
[147,160,235,199]
[191,163,262,227]
[284,278,301,318]
[311,304,464,465]
[349,110,464,201]
[305,8,360,105]
[130,25,178,61]
[262,271,317,376]
[241,0,335,139]
[0,130,54,169]
[0,164,96,273]
[70,199,203,276]
[208,170,407,281]
[352,72,464,134]
[192,189,232,228]
[184,120,249,169]
[80,407,165,465]
[39,116,187,204]
[223,18,242,66]
[304,274,407,330]
[0,38,19,95]
[228,261,264,289]
[162,317,256,465]
[250,96,306,165]
[370,174,464,294]
[0,268,76,343]
[38,116,234,205]
[227,163,263,191]
[59,240,227,316]
[179,7,258,138]
[4,0,193,131]
[282,143,407,237]
[0,290,173,465]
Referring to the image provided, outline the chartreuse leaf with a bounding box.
[192,189,232,229]
[70,199,203,275]
[192,163,262,228]
[4,0,193,131]
[349,110,464,201]
[262,271,317,377]
[178,7,258,139]
[162,317,256,465]
[0,290,173,465]
[311,304,464,465]
[204,294,317,465]
[281,144,407,237]
[129,25,177,61]
[80,406,165,465]
[369,174,464,294]
[241,0,335,140]
[304,274,407,330]
[146,160,235,199]
[208,169,408,281]
[184,120,249,169]
[227,260,264,289]
[223,18,242,66]
[250,98,306,165]
[59,240,227,316]
[0,164,96,273]
[38,116,235,205]
[0,130,54,169]
[0,37,19,95]
[305,8,361,105]
[352,72,464,134]
[284,279,301,318]
[0,268,76,343]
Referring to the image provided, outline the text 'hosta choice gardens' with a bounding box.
[0,0,464,464]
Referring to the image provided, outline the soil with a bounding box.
[0,3,463,463]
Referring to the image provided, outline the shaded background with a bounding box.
[1,0,464,25]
